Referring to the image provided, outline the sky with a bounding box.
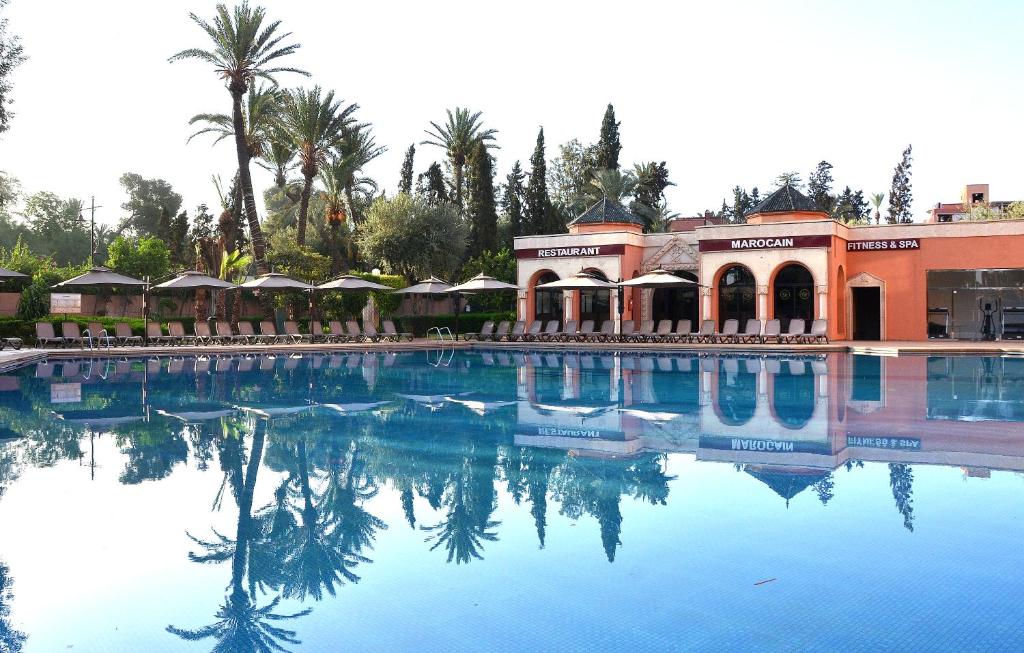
[2,0,1024,229]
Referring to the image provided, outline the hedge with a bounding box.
[394,312,515,337]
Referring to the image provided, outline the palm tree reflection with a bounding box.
[0,560,26,653]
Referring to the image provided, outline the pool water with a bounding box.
[0,351,1022,652]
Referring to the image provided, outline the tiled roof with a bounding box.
[748,183,823,215]
[569,197,646,227]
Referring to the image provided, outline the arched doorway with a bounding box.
[771,363,816,429]
[718,265,755,328]
[534,272,563,323]
[579,269,611,325]
[773,264,814,332]
[652,270,699,325]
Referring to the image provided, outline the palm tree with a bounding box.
[278,86,359,247]
[421,107,498,208]
[170,2,309,273]
[219,248,252,323]
[188,83,282,159]
[870,192,885,225]
[258,130,297,188]
[581,168,638,206]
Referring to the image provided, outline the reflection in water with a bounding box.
[0,351,1022,650]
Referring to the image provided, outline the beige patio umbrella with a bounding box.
[317,275,393,291]
[54,266,147,288]
[152,271,237,340]
[392,276,455,339]
[535,270,618,332]
[618,269,698,288]
[0,267,28,281]
[239,272,314,291]
[446,274,520,339]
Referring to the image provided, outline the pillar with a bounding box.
[817,285,828,319]
[757,285,769,320]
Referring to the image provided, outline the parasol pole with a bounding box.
[616,279,624,336]
[143,275,150,346]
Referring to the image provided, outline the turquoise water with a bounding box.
[0,351,1022,652]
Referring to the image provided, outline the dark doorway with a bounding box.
[534,272,563,323]
[852,287,881,340]
[718,265,755,328]
[579,270,611,325]
[652,271,699,326]
[773,264,814,332]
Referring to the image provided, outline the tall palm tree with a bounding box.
[258,130,297,188]
[187,83,282,160]
[581,168,638,206]
[332,126,385,228]
[421,107,498,209]
[870,192,885,225]
[278,86,359,247]
[170,2,309,273]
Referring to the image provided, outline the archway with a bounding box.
[652,270,699,326]
[533,271,563,323]
[773,263,814,332]
[717,265,755,328]
[770,363,816,429]
[715,358,757,425]
[578,269,611,325]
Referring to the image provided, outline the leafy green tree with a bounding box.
[807,160,835,214]
[416,162,449,205]
[888,463,915,532]
[0,559,25,653]
[170,1,309,273]
[596,103,621,170]
[502,161,526,239]
[278,86,360,246]
[118,173,183,237]
[259,131,297,188]
[887,144,913,223]
[525,128,556,235]
[357,193,466,281]
[548,139,600,212]
[18,191,93,264]
[106,235,172,280]
[834,186,870,224]
[422,107,498,208]
[633,162,673,210]
[399,144,415,195]
[0,0,25,135]
[466,141,498,258]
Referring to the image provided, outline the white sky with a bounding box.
[2,0,1023,227]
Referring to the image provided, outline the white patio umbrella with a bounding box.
[618,269,698,288]
[535,271,617,332]
[393,276,456,339]
[447,273,519,293]
[317,275,393,291]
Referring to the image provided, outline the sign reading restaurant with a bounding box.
[698,235,831,252]
[516,244,626,259]
[846,239,920,251]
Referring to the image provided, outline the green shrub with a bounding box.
[394,311,514,337]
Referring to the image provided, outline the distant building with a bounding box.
[927,183,1020,223]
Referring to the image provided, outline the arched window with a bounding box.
[771,362,816,428]
[652,270,699,326]
[716,358,757,425]
[718,265,755,328]
[579,269,611,324]
[773,264,814,332]
[534,272,562,323]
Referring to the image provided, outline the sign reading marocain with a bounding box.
[516,244,626,259]
[698,235,831,252]
[846,239,920,252]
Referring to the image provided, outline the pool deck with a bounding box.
[2,338,1024,370]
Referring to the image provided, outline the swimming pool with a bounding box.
[0,350,1021,652]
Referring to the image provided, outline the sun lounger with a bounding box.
[258,321,286,344]
[713,319,739,343]
[115,323,142,346]
[575,319,595,342]
[630,320,655,343]
[194,321,221,345]
[545,319,577,342]
[383,320,412,342]
[802,319,828,344]
[35,322,65,348]
[761,319,782,344]
[780,318,806,344]
[282,321,306,344]
[0,334,20,350]
[327,320,350,343]
[521,321,544,342]
[589,320,614,342]
[147,323,174,345]
[488,321,510,342]
[216,320,244,344]
[362,323,384,342]
[533,320,561,342]
[692,320,716,343]
[61,322,89,348]
[307,320,328,344]
[652,319,673,343]
[618,321,636,343]
[346,320,368,342]
[234,321,259,344]
[671,319,694,343]
[504,320,527,342]
[87,322,116,348]
[737,319,762,344]
[464,320,494,341]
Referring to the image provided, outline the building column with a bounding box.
[817,285,828,319]
[701,286,712,322]
[517,291,527,322]
[757,285,769,320]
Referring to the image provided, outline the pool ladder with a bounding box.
[427,326,454,342]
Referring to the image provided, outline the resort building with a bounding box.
[515,184,1024,341]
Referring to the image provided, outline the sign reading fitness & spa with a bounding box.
[698,235,831,252]
[516,244,626,259]
[846,239,920,252]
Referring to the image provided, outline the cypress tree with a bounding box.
[596,103,621,170]
[807,160,835,213]
[525,128,555,234]
[749,187,761,207]
[399,144,415,195]
[416,162,449,205]
[731,186,752,224]
[887,144,913,223]
[503,160,526,238]
[466,140,498,257]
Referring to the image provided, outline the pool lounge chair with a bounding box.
[671,319,694,343]
[519,321,544,342]
[692,320,716,343]
[780,319,806,344]
[258,321,286,344]
[194,321,221,345]
[362,323,385,343]
[0,336,21,350]
[802,319,829,344]
[761,319,782,344]
[536,320,563,342]
[618,321,636,343]
[545,319,577,342]
[283,321,307,344]
[146,323,173,346]
[216,320,245,345]
[62,322,89,349]
[383,320,413,342]
[346,320,368,342]
[652,319,674,343]
[737,319,762,344]
[591,320,615,342]
[574,319,596,342]
[35,322,65,348]
[713,319,740,343]
[308,320,329,344]
[327,320,350,343]
[630,320,656,343]
[235,321,259,345]
[115,323,143,346]
[87,322,116,348]
[464,320,494,341]
[503,320,526,342]
[487,321,511,342]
